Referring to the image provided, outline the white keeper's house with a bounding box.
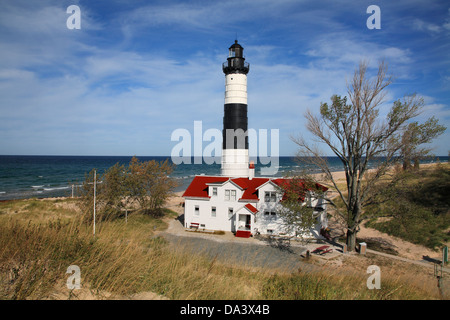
[182,40,329,238]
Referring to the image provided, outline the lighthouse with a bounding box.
[181,40,329,239]
[221,40,250,177]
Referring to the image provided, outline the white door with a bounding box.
[238,214,250,230]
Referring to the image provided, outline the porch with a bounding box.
[235,213,252,238]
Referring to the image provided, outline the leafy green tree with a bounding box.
[78,157,177,222]
[126,156,177,216]
[99,163,128,218]
[397,117,446,170]
[275,174,327,242]
[78,163,127,222]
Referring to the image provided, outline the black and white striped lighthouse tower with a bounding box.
[221,40,250,177]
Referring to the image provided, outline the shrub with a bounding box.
[78,157,177,222]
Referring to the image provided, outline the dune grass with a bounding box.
[365,163,450,250]
[0,197,442,300]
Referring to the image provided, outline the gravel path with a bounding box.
[156,218,328,273]
[161,232,317,273]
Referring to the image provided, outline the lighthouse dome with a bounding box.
[228,40,243,58]
[229,40,243,49]
[223,40,249,75]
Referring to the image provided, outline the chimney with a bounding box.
[249,161,255,180]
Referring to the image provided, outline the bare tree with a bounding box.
[292,61,431,251]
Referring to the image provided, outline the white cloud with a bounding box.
[412,7,450,35]
[421,103,450,120]
[0,69,34,80]
[305,34,412,70]
[413,19,442,33]
[0,0,449,156]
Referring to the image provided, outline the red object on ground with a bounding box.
[235,230,252,238]
[312,245,333,255]
[312,245,329,253]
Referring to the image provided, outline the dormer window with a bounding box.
[264,191,277,203]
[225,189,236,201]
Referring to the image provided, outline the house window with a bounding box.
[194,205,199,216]
[211,206,216,218]
[212,187,217,196]
[225,189,236,201]
[265,191,277,203]
[264,211,277,219]
[228,207,234,218]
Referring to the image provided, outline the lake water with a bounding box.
[0,155,446,200]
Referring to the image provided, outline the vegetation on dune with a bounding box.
[262,271,430,300]
[78,156,178,223]
[0,160,447,300]
[365,163,450,250]
[0,193,443,300]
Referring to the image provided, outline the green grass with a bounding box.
[365,163,450,250]
[0,198,79,222]
[261,271,429,300]
[0,197,442,300]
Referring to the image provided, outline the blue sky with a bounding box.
[0,0,449,157]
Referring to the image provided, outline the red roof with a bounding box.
[271,178,328,201]
[272,178,328,192]
[232,177,270,201]
[244,203,258,214]
[182,176,229,198]
[182,175,327,200]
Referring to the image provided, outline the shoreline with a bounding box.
[312,161,444,183]
[0,162,445,203]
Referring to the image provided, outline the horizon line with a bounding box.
[0,154,449,158]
